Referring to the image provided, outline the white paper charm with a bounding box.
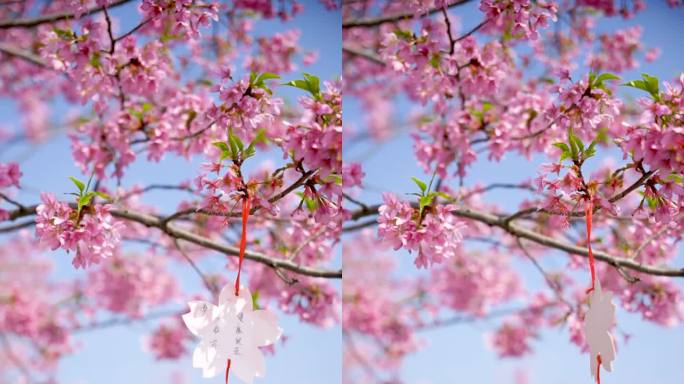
[583,280,617,381]
[183,285,282,383]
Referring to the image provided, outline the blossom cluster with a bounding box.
[147,319,191,359]
[35,193,123,269]
[479,0,558,40]
[622,75,684,176]
[85,253,178,316]
[377,193,466,268]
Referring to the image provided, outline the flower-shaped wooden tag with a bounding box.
[583,280,617,381]
[183,284,282,383]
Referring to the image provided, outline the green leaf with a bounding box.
[227,132,239,158]
[393,29,414,41]
[429,53,441,69]
[593,73,620,87]
[666,173,683,184]
[283,79,309,92]
[585,140,598,159]
[597,73,620,82]
[568,132,579,160]
[622,79,648,92]
[553,142,569,153]
[128,108,144,121]
[435,191,453,201]
[212,141,232,160]
[228,129,244,154]
[94,191,110,200]
[327,174,343,186]
[212,141,229,152]
[303,73,320,96]
[256,72,280,85]
[411,177,427,193]
[592,73,620,94]
[53,28,75,40]
[245,129,268,158]
[283,73,321,99]
[570,132,584,153]
[69,177,85,193]
[304,197,317,211]
[418,194,434,216]
[481,101,493,113]
[89,52,101,68]
[77,192,94,214]
[251,290,261,310]
[250,72,280,95]
[641,73,659,97]
[623,74,660,99]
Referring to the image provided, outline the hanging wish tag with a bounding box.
[583,280,617,383]
[183,284,282,383]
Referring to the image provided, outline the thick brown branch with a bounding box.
[349,203,684,278]
[6,204,342,279]
[113,208,342,278]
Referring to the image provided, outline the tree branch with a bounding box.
[503,170,655,224]
[342,45,385,65]
[342,0,472,28]
[160,170,316,224]
[349,203,684,278]
[0,0,134,29]
[71,309,181,332]
[173,238,219,296]
[0,43,48,67]
[6,204,342,279]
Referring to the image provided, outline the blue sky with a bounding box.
[344,2,684,384]
[0,0,341,383]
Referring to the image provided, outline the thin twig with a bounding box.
[0,43,48,67]
[72,309,181,332]
[342,45,385,65]
[441,7,456,55]
[516,237,574,309]
[453,18,491,45]
[173,238,219,297]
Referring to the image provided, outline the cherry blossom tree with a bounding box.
[3,0,684,383]
[0,0,341,382]
[342,1,683,383]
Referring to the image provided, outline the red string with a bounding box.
[585,200,596,294]
[234,196,250,297]
[225,358,231,384]
[596,355,602,384]
[226,195,250,383]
